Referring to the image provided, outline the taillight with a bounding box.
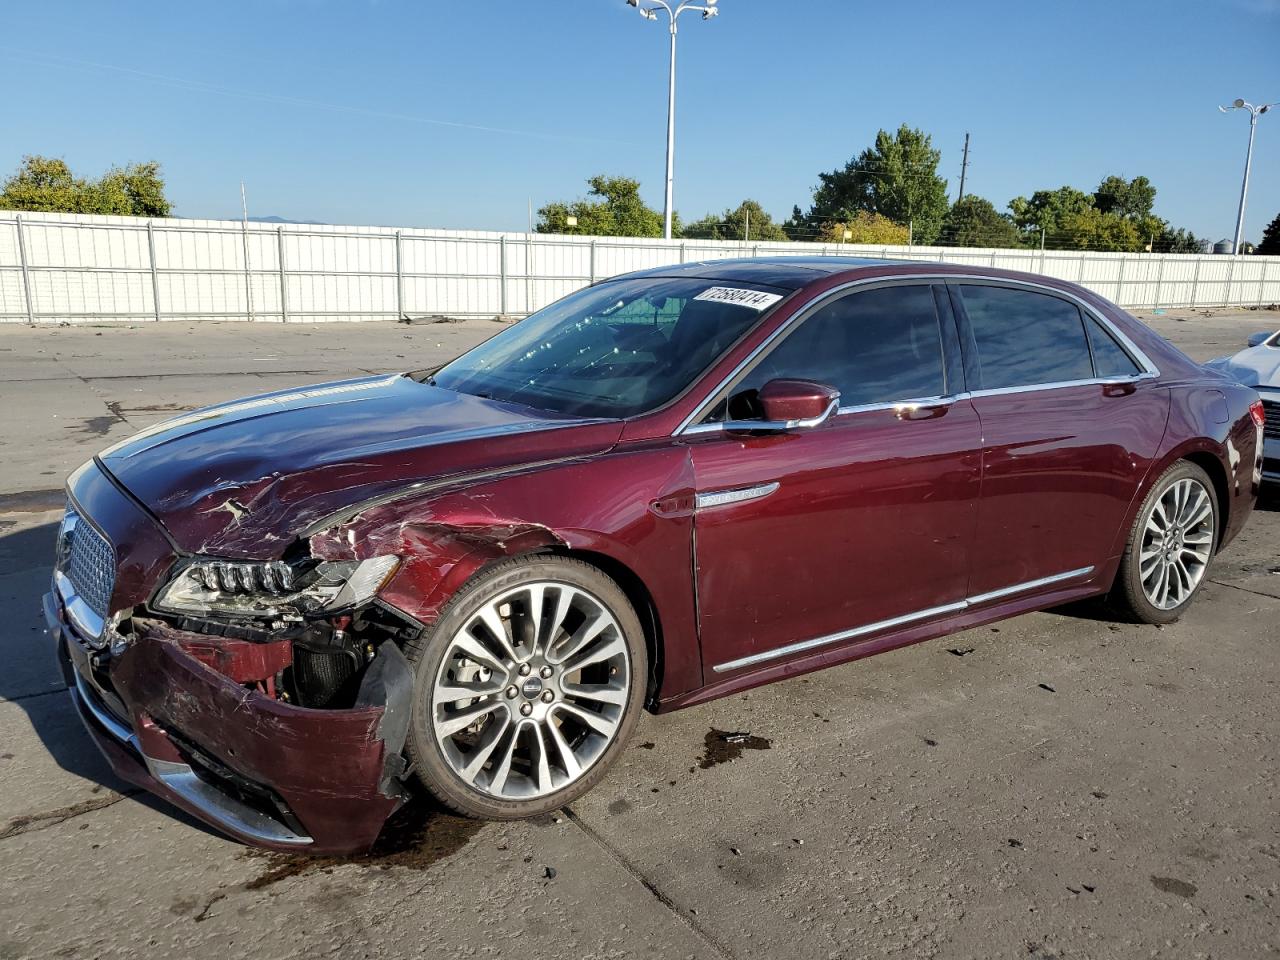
[1250,399,1266,427]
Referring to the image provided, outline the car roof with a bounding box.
[610,256,904,290]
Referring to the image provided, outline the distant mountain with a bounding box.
[248,215,327,225]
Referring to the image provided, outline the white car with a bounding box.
[1207,328,1280,484]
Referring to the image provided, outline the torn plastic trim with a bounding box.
[355,641,414,799]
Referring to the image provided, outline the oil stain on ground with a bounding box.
[1150,875,1198,898]
[242,802,484,892]
[697,728,771,770]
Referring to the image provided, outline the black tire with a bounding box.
[402,555,647,819]
[1111,460,1218,624]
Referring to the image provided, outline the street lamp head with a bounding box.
[702,6,718,17]
[1261,104,1272,114]
[1233,98,1246,108]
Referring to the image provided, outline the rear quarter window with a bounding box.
[1085,314,1142,378]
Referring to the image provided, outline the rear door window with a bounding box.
[959,285,1093,389]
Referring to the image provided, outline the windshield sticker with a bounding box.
[692,287,783,311]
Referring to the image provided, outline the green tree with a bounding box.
[939,196,1020,248]
[1093,175,1157,222]
[0,155,171,216]
[683,199,788,242]
[1058,207,1142,251]
[535,175,668,237]
[817,211,910,245]
[1256,211,1280,256]
[804,125,950,244]
[1008,185,1095,239]
[1157,226,1207,254]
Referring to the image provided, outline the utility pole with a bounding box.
[957,132,970,202]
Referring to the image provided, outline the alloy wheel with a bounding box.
[1139,477,1214,610]
[431,581,631,800]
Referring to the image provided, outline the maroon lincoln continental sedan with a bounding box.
[45,257,1265,854]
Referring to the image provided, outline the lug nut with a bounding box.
[518,662,532,677]
[540,665,553,679]
[520,702,533,717]
[541,690,554,703]
[505,686,518,699]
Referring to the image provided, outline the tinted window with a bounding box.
[720,284,946,416]
[960,285,1093,389]
[1085,314,1141,377]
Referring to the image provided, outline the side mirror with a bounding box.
[724,379,840,433]
[1247,331,1274,348]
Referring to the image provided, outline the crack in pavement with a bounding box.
[562,805,738,960]
[1208,578,1280,602]
[5,369,336,384]
[0,789,143,842]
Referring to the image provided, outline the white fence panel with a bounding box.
[0,211,1277,324]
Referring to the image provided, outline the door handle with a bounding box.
[895,400,953,421]
[1101,380,1138,397]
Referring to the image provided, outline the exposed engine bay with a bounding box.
[133,552,418,710]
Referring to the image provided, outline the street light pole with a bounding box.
[1219,98,1275,254]
[626,0,721,240]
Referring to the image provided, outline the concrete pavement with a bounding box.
[0,308,1277,959]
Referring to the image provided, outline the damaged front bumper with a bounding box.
[46,589,414,856]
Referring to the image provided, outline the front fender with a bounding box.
[307,443,704,702]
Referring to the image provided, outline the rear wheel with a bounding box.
[1113,461,1217,624]
[403,556,647,819]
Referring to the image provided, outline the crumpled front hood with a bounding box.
[1204,346,1280,390]
[98,374,622,558]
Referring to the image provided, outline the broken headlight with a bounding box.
[153,556,400,619]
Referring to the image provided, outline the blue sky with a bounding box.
[3,0,1278,242]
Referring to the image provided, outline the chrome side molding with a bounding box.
[695,482,780,511]
[966,565,1095,605]
[711,565,1096,673]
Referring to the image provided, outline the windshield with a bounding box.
[430,277,784,418]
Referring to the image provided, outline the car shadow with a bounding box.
[2,519,224,842]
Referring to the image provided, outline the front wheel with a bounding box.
[1112,461,1218,624]
[403,556,647,819]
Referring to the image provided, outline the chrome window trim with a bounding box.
[673,273,1160,437]
[967,372,1157,399]
[710,565,1095,674]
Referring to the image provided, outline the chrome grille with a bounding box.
[1262,400,1280,441]
[60,508,116,622]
